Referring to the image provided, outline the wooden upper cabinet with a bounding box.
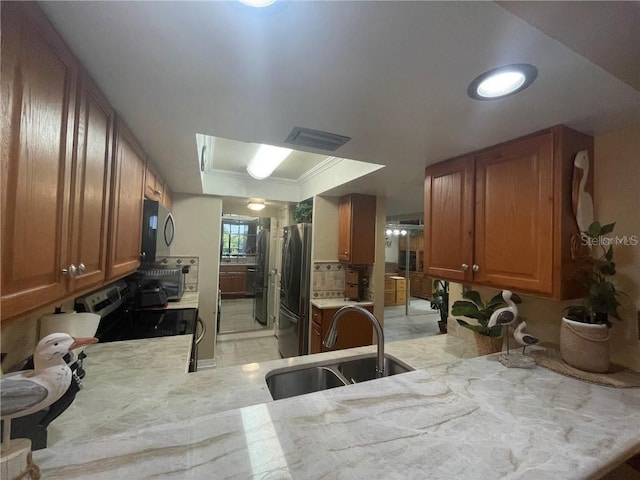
[69,72,115,291]
[145,161,173,211]
[162,186,173,212]
[108,119,146,279]
[424,156,474,282]
[1,2,78,320]
[338,194,376,265]
[423,126,593,299]
[474,132,554,294]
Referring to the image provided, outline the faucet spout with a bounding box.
[322,305,385,378]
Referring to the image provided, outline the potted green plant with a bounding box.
[430,280,449,334]
[561,221,622,373]
[452,289,522,355]
[294,198,313,223]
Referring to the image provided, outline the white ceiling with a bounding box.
[38,1,640,216]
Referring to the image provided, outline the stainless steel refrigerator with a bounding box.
[253,228,269,326]
[277,223,312,358]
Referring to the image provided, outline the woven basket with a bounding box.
[474,333,503,356]
[560,317,610,373]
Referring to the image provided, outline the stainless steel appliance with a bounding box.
[75,281,203,372]
[253,228,269,326]
[141,199,175,262]
[135,267,185,301]
[278,224,312,358]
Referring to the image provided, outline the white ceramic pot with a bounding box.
[560,317,610,373]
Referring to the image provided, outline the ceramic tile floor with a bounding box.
[215,335,280,368]
[219,298,267,333]
[383,298,443,342]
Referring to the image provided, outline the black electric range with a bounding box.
[75,280,200,370]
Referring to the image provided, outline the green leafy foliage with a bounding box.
[566,221,623,325]
[451,290,521,337]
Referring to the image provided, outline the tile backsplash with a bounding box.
[154,256,199,292]
[312,262,345,298]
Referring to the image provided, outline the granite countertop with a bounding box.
[37,335,640,479]
[311,298,374,309]
[164,291,199,310]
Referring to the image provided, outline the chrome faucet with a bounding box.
[323,305,385,378]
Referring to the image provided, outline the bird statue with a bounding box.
[1,333,98,445]
[513,321,539,354]
[487,290,518,354]
[572,150,594,234]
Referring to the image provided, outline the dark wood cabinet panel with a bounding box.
[310,305,374,354]
[219,265,248,297]
[338,194,376,265]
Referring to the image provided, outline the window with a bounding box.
[222,221,250,256]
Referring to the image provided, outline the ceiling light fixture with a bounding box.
[467,64,538,100]
[238,0,276,7]
[246,144,293,180]
[247,201,266,211]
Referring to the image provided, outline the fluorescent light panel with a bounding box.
[246,144,293,180]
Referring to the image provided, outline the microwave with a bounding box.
[141,199,175,263]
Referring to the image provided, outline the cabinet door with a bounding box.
[108,120,145,279]
[162,187,173,212]
[1,3,77,320]
[337,196,353,263]
[474,133,554,294]
[424,156,474,282]
[69,73,114,290]
[310,320,323,354]
[319,307,373,351]
[338,194,376,265]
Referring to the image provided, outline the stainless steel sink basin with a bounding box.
[337,354,414,383]
[265,353,414,400]
[265,365,348,400]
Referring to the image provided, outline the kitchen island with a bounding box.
[38,335,639,479]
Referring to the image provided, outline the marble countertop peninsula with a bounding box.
[37,335,640,479]
[163,291,199,310]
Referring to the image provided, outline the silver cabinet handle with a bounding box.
[61,268,69,275]
[461,263,469,271]
[141,252,147,260]
[472,264,480,272]
[68,264,78,277]
[195,317,206,344]
[78,263,86,273]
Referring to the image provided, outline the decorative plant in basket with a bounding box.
[452,289,522,355]
[565,221,622,326]
[561,221,624,373]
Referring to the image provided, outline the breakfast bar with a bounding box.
[37,335,640,479]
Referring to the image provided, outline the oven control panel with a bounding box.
[75,280,129,317]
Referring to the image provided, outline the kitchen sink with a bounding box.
[337,355,414,383]
[266,365,348,400]
[265,353,414,400]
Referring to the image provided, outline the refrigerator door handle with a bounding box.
[280,305,299,324]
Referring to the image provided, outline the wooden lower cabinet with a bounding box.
[310,305,374,354]
[219,265,248,298]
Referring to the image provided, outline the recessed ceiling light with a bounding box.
[467,64,538,100]
[246,144,293,180]
[247,201,266,211]
[238,0,276,7]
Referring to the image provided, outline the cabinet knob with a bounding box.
[461,263,469,271]
[68,264,78,278]
[141,252,147,260]
[472,264,480,272]
[78,263,86,273]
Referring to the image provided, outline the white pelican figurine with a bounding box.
[487,290,518,353]
[1,333,98,444]
[572,150,594,234]
[513,321,539,354]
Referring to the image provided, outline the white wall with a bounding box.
[312,196,340,262]
[171,194,223,361]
